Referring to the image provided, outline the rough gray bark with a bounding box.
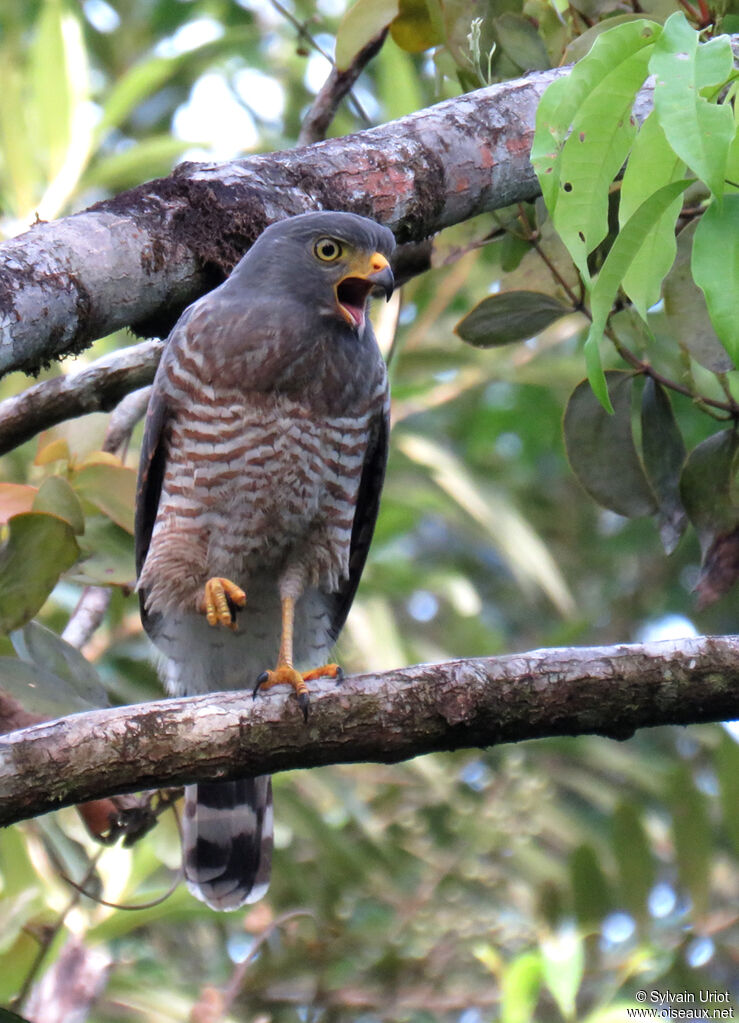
[1,635,737,828]
[0,65,658,380]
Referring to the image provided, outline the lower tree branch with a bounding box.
[1,635,737,828]
[0,340,161,455]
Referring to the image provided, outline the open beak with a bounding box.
[335,252,394,329]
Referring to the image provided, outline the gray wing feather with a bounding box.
[327,401,389,644]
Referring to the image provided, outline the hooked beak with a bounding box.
[335,252,394,329]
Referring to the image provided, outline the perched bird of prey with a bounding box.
[135,211,395,910]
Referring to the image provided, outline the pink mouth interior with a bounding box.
[337,277,373,326]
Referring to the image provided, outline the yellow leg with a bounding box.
[200,577,246,630]
[252,596,342,721]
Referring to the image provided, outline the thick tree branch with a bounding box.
[1,635,737,828]
[0,65,658,379]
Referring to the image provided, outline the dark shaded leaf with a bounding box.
[10,620,107,709]
[667,763,710,916]
[494,13,550,72]
[0,513,80,634]
[564,372,657,517]
[715,732,739,856]
[455,290,572,347]
[69,516,135,588]
[640,378,687,553]
[569,843,612,927]
[501,232,531,273]
[679,429,739,604]
[694,528,739,608]
[680,430,739,551]
[0,656,96,717]
[611,802,654,925]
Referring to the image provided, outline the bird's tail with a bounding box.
[182,776,273,911]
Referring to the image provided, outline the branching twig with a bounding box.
[1,636,738,828]
[298,29,388,146]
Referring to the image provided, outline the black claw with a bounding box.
[298,691,310,722]
[335,666,344,685]
[253,671,269,699]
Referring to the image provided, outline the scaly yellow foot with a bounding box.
[201,577,246,630]
[252,663,343,721]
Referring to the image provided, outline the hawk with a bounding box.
[135,211,395,910]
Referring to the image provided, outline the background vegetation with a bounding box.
[0,0,737,1020]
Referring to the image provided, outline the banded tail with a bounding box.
[182,776,273,911]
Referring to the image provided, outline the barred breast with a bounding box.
[138,337,385,618]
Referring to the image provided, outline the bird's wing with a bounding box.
[327,398,390,644]
[134,355,174,633]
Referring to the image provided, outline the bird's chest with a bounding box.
[166,399,367,569]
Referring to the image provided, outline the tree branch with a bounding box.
[1,635,737,828]
[0,340,161,454]
[0,65,658,379]
[298,29,389,146]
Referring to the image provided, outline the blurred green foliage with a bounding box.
[0,1,738,1021]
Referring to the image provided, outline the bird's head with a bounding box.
[236,211,396,335]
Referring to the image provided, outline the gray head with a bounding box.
[229,211,396,332]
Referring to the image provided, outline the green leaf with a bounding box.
[335,0,399,69]
[619,112,685,317]
[679,430,739,605]
[668,762,711,916]
[494,13,550,72]
[585,178,691,408]
[679,429,739,555]
[32,475,84,534]
[715,732,739,855]
[0,513,80,634]
[531,19,660,278]
[649,12,734,199]
[663,218,733,373]
[691,194,739,366]
[541,927,585,1020]
[0,655,97,717]
[68,515,135,588]
[640,378,687,554]
[29,0,90,181]
[10,619,107,709]
[569,843,612,928]
[82,135,192,192]
[501,951,543,1023]
[564,372,657,517]
[71,461,136,533]
[390,0,443,53]
[611,802,655,924]
[455,291,572,347]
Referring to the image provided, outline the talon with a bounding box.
[253,671,269,698]
[201,577,246,630]
[251,664,312,721]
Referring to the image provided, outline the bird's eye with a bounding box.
[314,237,343,262]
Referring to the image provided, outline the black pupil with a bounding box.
[321,241,337,258]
